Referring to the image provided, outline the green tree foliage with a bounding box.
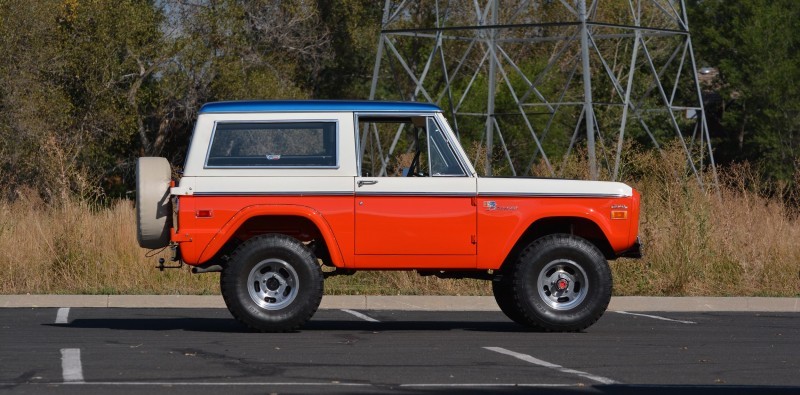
[0,0,337,200]
[689,0,800,181]
[0,1,797,201]
[313,0,382,98]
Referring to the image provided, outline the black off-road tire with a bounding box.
[492,278,526,325]
[502,234,612,332]
[220,234,324,332]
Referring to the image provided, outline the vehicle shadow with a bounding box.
[417,386,800,395]
[590,385,800,395]
[393,386,800,395]
[50,318,534,333]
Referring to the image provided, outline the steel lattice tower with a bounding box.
[368,0,718,186]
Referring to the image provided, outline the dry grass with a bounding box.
[325,272,490,296]
[610,146,800,297]
[0,147,798,296]
[0,192,219,295]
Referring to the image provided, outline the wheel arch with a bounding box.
[197,205,345,268]
[499,216,614,272]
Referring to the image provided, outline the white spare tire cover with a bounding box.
[136,157,172,249]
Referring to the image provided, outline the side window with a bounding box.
[358,117,424,177]
[428,118,466,176]
[357,116,464,177]
[206,122,337,167]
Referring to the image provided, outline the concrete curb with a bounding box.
[0,295,797,312]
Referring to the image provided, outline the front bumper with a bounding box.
[619,237,643,259]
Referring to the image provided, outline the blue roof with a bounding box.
[199,100,442,114]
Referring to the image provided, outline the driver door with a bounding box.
[354,116,476,268]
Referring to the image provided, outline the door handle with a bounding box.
[357,180,378,187]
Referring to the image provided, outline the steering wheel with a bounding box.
[406,149,422,177]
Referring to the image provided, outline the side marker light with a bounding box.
[196,210,213,218]
[611,210,628,220]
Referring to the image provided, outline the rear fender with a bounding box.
[197,205,345,268]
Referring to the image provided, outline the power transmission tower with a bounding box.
[368,0,718,186]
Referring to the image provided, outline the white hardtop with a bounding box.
[172,108,632,198]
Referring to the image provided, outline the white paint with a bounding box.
[484,347,618,385]
[187,176,355,195]
[478,177,633,198]
[60,348,84,383]
[341,309,380,322]
[613,311,697,324]
[354,176,476,195]
[55,308,70,324]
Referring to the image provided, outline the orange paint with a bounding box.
[476,195,639,269]
[173,195,354,267]
[172,189,641,271]
[355,196,476,256]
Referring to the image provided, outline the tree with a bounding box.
[689,0,800,181]
[0,0,337,200]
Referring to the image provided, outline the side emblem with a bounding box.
[483,200,517,212]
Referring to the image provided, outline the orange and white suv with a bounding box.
[136,100,641,332]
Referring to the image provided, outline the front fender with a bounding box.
[477,197,632,269]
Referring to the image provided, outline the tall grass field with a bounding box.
[1,147,798,296]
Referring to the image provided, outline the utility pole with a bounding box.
[485,0,498,176]
[370,0,717,187]
[578,0,597,180]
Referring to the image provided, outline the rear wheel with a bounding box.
[220,234,323,332]
[497,234,612,332]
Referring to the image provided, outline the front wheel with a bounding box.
[220,234,323,332]
[497,234,612,332]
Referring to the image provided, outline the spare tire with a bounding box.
[136,157,172,249]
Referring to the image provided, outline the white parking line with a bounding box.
[60,348,84,383]
[484,347,618,385]
[613,311,697,324]
[55,308,70,324]
[341,309,380,322]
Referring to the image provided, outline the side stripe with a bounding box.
[191,192,624,198]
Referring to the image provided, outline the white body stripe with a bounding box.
[177,175,631,198]
[355,177,475,195]
[478,177,632,197]
[183,176,355,196]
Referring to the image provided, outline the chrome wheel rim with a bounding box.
[247,258,299,310]
[536,259,588,310]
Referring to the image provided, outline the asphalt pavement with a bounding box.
[0,304,798,394]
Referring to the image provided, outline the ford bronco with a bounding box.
[136,100,641,332]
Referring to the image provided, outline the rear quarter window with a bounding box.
[206,122,337,167]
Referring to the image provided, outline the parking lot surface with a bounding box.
[0,308,798,394]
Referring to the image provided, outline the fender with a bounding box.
[197,204,346,268]
[477,197,631,269]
